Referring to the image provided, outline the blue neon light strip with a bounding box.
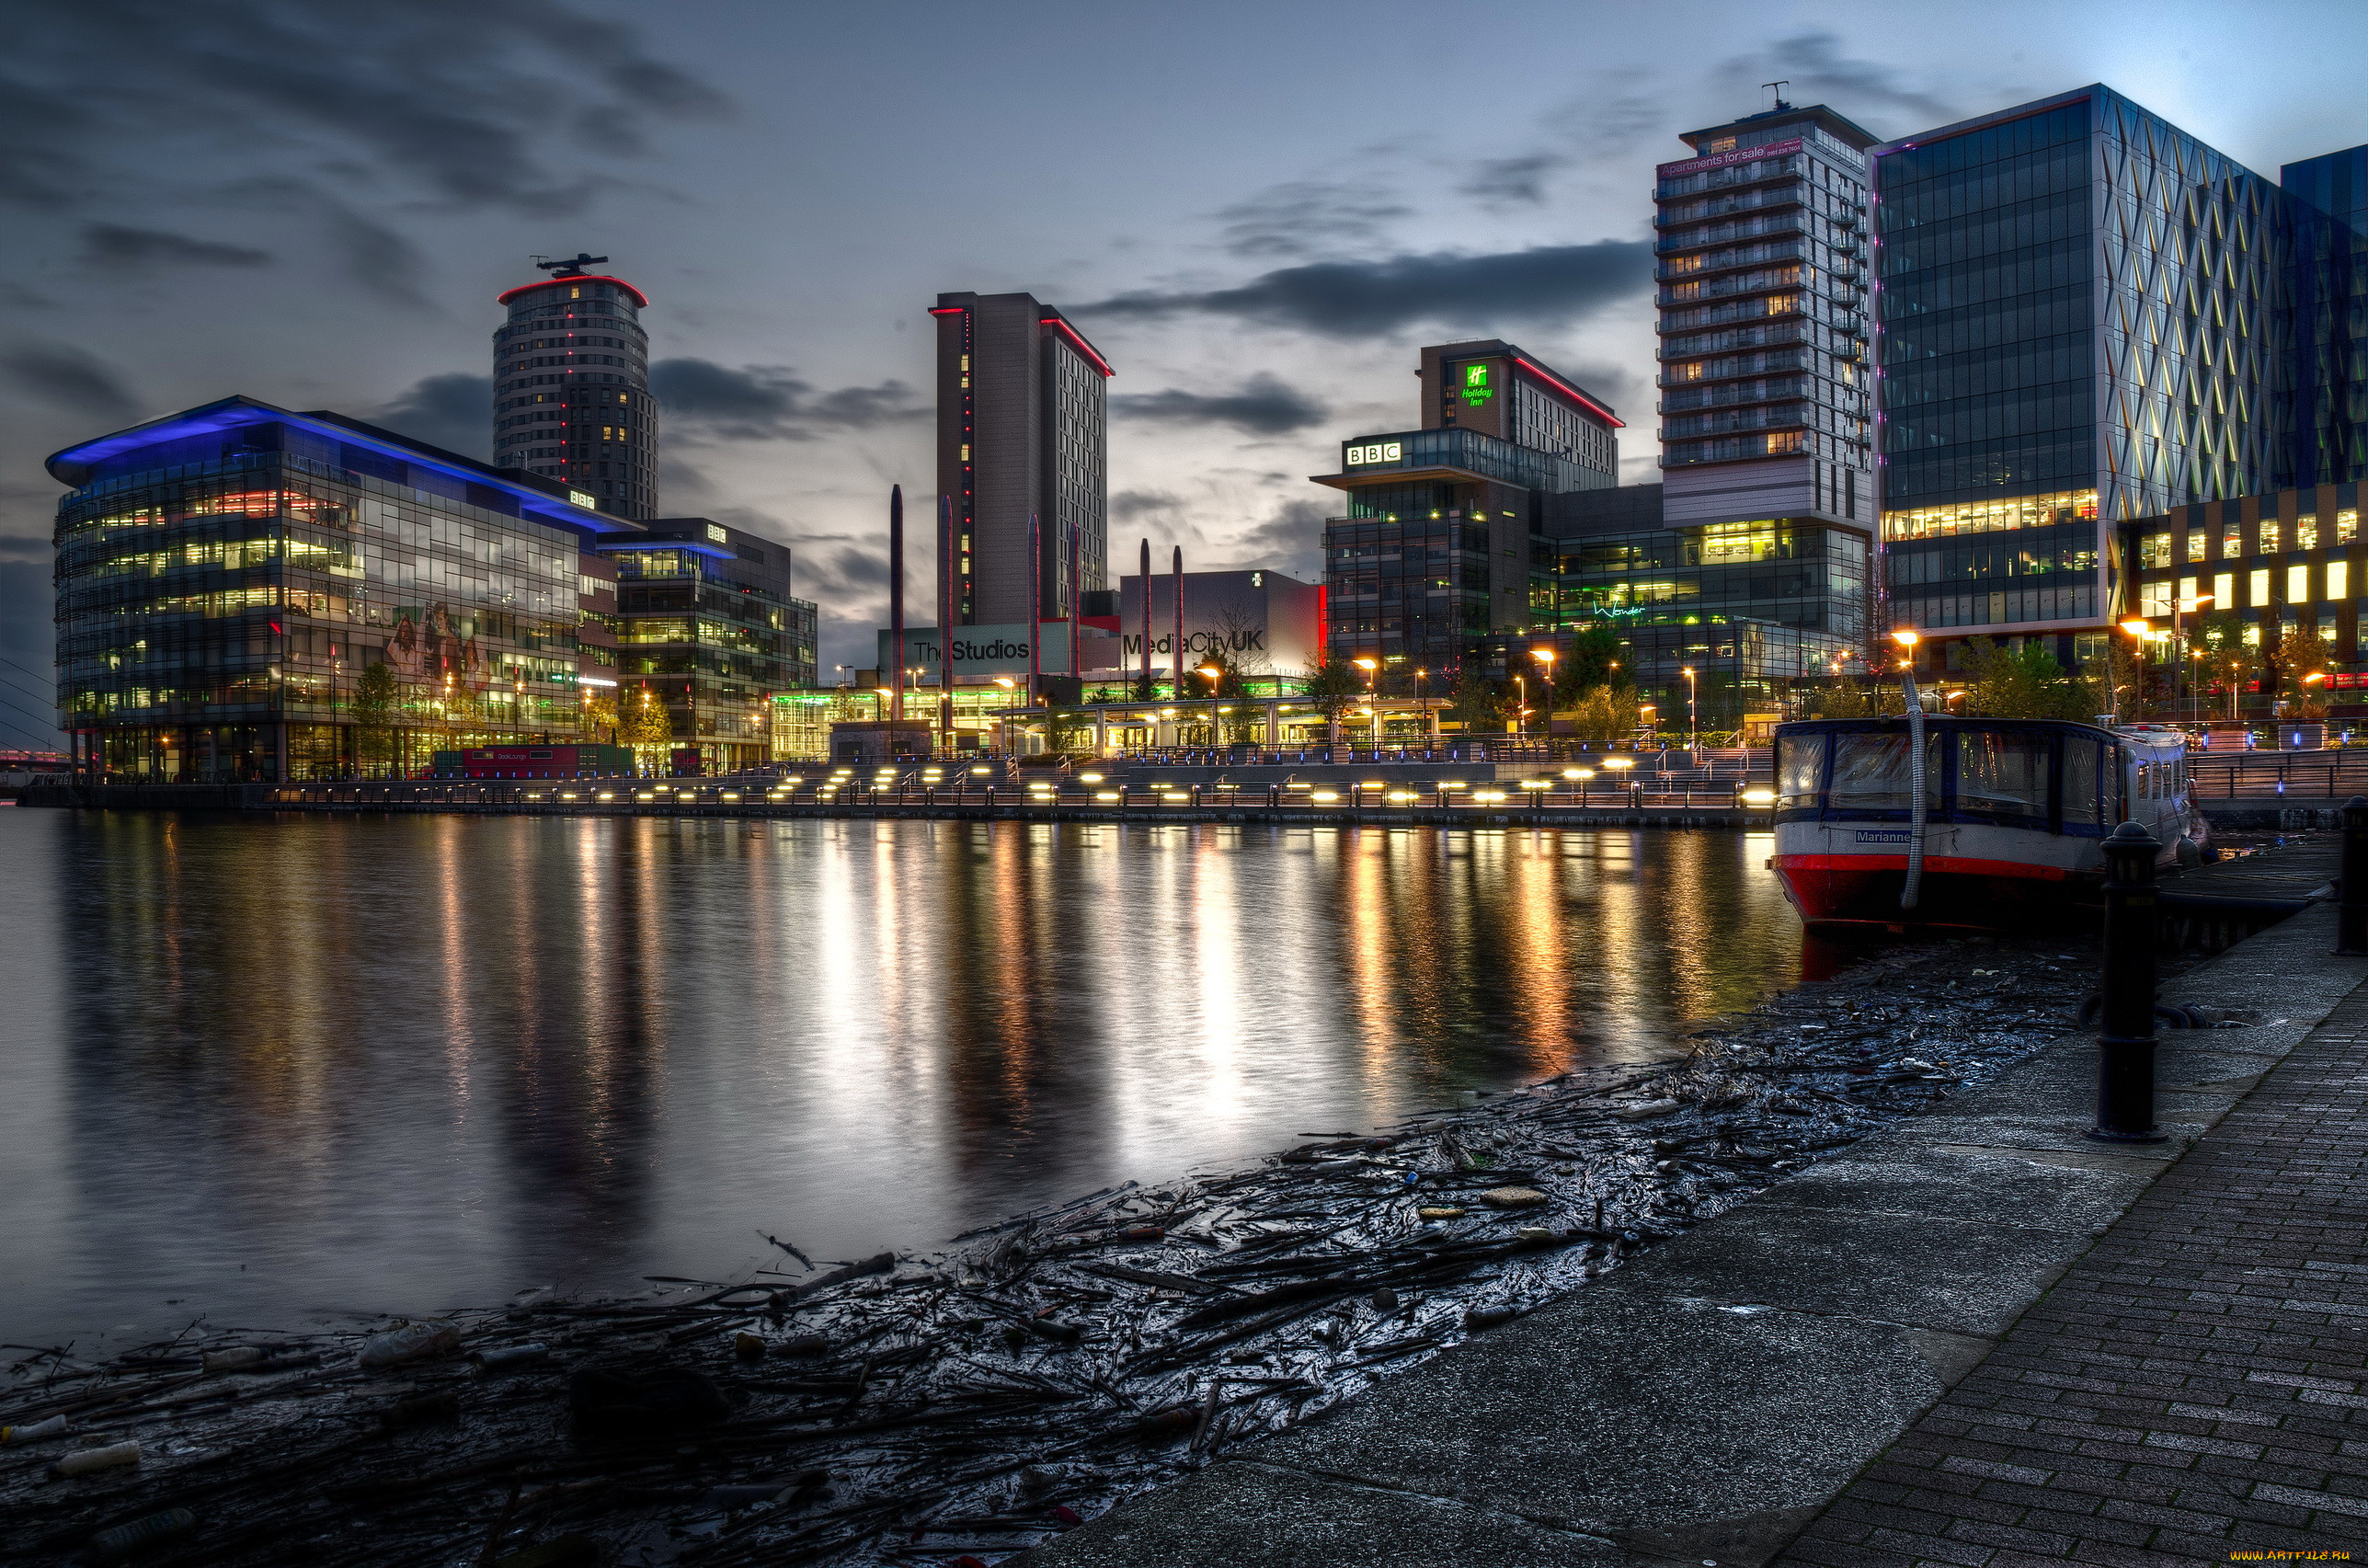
[44,395,631,539]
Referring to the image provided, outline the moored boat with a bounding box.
[1771,715,2207,928]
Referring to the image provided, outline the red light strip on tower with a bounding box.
[1510,354,1622,428]
[1038,317,1114,377]
[927,307,966,315]
[498,275,650,308]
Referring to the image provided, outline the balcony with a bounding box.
[1655,321,1809,359]
[1660,404,1808,440]
[1659,265,1805,307]
[1656,239,1803,281]
[1654,215,1803,255]
[1656,161,1803,200]
[1660,378,1810,414]
[1656,349,1812,388]
[1653,184,1806,226]
[1658,296,1807,334]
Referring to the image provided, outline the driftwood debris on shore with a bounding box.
[1,937,2145,1567]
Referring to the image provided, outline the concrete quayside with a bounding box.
[1021,845,2368,1567]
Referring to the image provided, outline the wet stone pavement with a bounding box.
[1024,897,2368,1568]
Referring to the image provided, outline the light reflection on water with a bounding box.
[0,811,1804,1346]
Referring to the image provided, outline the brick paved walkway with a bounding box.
[1778,981,2368,1567]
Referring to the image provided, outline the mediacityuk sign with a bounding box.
[1656,137,1802,179]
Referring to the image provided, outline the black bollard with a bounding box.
[2091,819,2168,1143]
[2339,795,2368,956]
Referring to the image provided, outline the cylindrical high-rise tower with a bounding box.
[491,257,658,521]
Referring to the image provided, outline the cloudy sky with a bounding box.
[3,0,2364,745]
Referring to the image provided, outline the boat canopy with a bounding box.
[1773,717,2165,834]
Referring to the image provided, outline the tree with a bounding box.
[1443,665,1504,732]
[625,685,675,772]
[1553,624,1625,706]
[2269,622,2333,717]
[580,688,619,748]
[2191,609,2254,720]
[1302,654,1362,754]
[1194,646,1263,745]
[350,662,401,777]
[1568,684,1642,742]
[1961,637,2098,721]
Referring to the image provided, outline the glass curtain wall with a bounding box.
[55,441,591,782]
[1879,88,2282,640]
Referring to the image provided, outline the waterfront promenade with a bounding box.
[1023,899,2368,1567]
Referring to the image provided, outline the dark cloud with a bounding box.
[373,372,493,460]
[0,343,140,422]
[212,177,433,307]
[1723,32,1956,132]
[1459,155,1566,209]
[1111,374,1329,436]
[1084,240,1653,337]
[1219,498,1327,583]
[77,223,271,269]
[649,358,926,441]
[1,1,730,217]
[1111,489,1185,522]
[1216,180,1412,259]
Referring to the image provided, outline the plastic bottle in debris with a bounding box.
[357,1320,462,1368]
[80,1507,196,1565]
[2,1413,69,1444]
[52,1441,141,1477]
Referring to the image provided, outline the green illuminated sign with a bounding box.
[1460,363,1493,406]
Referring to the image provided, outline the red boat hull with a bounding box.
[1775,853,2081,928]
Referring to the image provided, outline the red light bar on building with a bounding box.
[1038,316,1114,377]
[1509,354,1622,428]
[498,275,650,308]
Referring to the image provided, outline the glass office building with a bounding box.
[1872,86,2351,668]
[2281,147,2367,490]
[47,395,627,781]
[1317,342,1620,687]
[2123,484,2362,660]
[596,520,817,773]
[1539,486,1866,724]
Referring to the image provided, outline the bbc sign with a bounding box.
[1344,441,1402,466]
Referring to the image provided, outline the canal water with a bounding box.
[0,810,1808,1348]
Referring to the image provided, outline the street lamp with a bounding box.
[2174,594,2213,728]
[1413,667,1430,754]
[2121,618,2152,725]
[1352,657,1378,755]
[1680,664,1697,752]
[1890,628,1922,713]
[1529,648,1555,750]
[1603,751,1636,804]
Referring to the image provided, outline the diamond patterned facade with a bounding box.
[1872,86,2368,674]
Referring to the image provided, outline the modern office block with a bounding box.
[595,519,813,773]
[931,291,1110,630]
[1870,87,2364,668]
[1316,341,1619,684]
[47,395,632,781]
